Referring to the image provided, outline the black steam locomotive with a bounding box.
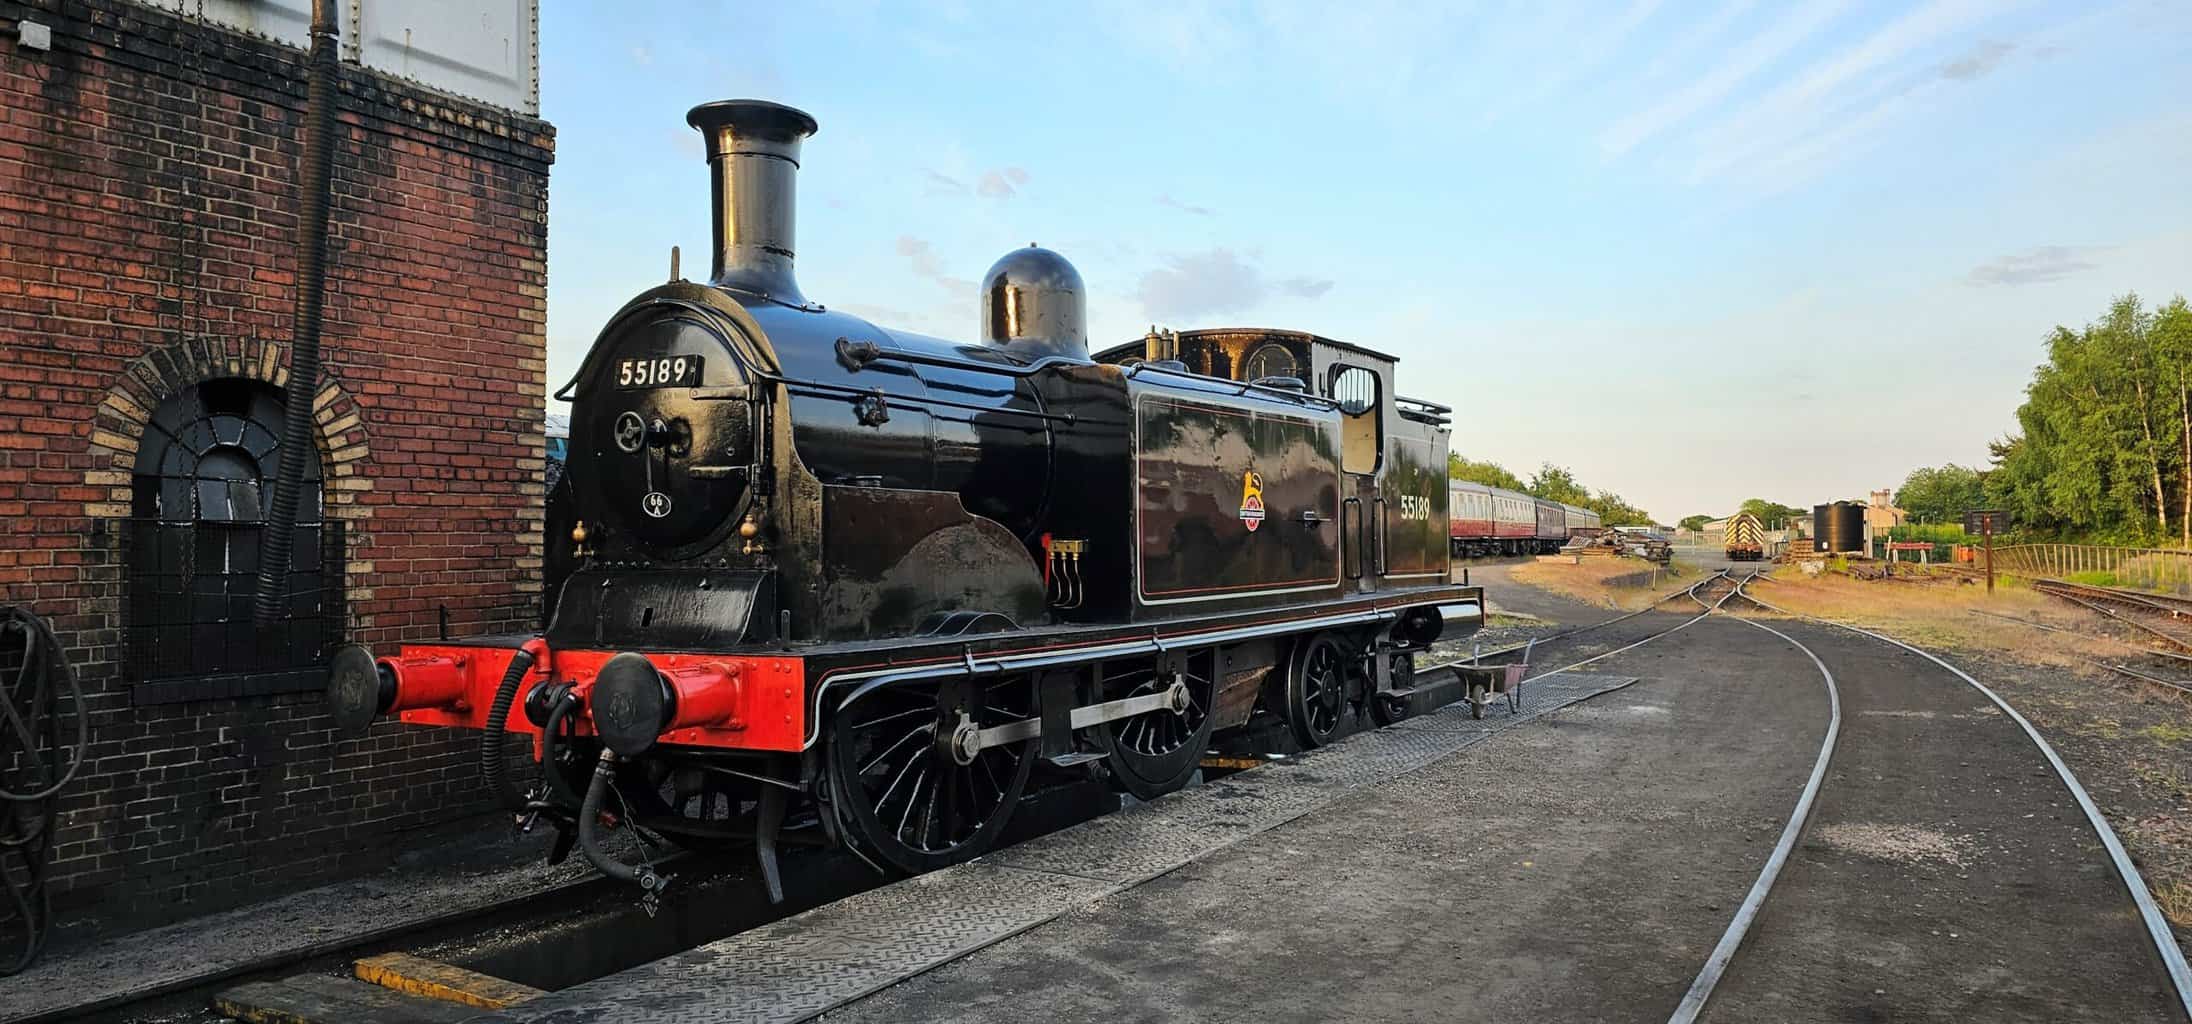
[329,100,1481,897]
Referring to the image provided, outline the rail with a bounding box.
[1991,544,2192,595]
[2028,579,2192,655]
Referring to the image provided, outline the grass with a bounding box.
[1508,557,1691,610]
[2080,717,2125,741]
[1746,570,2138,674]
[2155,880,2192,928]
[2066,570,2124,588]
[2142,722,2192,744]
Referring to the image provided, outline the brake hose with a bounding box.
[479,646,538,813]
[578,750,669,899]
[539,692,586,809]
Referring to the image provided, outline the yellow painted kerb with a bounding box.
[1199,755,1268,771]
[354,952,545,1010]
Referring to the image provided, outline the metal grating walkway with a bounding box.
[464,671,1639,1024]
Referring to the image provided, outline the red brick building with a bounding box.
[0,0,551,928]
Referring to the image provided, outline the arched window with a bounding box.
[126,378,343,700]
[1330,364,1381,475]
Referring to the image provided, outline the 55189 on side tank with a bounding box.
[326,99,1484,900]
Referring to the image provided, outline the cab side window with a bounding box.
[1332,365,1379,475]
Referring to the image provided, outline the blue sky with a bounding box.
[539,1,2192,523]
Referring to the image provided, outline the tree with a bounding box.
[2158,297,2192,547]
[1678,514,1713,532]
[1526,463,1590,506]
[1590,491,1654,527]
[1894,465,1986,524]
[1738,498,1803,530]
[1992,293,2189,544]
[1447,454,1524,491]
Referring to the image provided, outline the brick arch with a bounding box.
[82,337,373,521]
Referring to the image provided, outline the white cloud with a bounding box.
[896,236,977,298]
[1939,39,2016,80]
[1157,195,1214,216]
[922,169,966,196]
[1684,0,1998,182]
[1599,1,1853,155]
[1136,248,1334,321]
[1635,0,1758,86]
[1486,0,1667,123]
[924,166,1032,199]
[1966,246,2105,287]
[976,167,1031,199]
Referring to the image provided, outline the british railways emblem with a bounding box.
[1238,470,1266,532]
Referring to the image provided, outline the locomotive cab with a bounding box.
[1093,328,1454,595]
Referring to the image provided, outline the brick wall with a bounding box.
[0,0,553,928]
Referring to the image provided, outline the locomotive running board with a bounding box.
[811,605,1413,749]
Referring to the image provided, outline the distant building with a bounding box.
[1865,488,1908,531]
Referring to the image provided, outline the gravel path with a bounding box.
[1698,615,2181,1023]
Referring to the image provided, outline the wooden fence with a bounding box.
[1990,544,2192,594]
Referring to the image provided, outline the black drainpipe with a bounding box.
[255,0,340,624]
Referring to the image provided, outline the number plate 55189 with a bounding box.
[616,355,703,389]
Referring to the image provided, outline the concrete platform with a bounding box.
[810,613,1829,1024]
[462,671,1645,1024]
[2,828,593,1024]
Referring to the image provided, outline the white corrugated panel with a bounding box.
[130,0,539,115]
[351,0,537,114]
[137,0,312,45]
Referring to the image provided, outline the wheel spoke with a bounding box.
[898,765,930,844]
[833,677,1037,868]
[850,705,932,732]
[861,722,934,776]
[872,745,924,815]
[932,765,958,850]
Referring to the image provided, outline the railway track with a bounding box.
[1446,569,1736,672]
[1963,607,2192,695]
[1669,576,2192,1022]
[2032,578,2192,654]
[1505,569,1746,681]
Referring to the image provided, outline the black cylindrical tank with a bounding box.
[1814,501,1865,552]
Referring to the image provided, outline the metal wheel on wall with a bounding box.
[1091,659,1214,800]
[1283,634,1351,749]
[826,676,1036,873]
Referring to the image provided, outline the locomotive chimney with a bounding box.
[686,100,819,305]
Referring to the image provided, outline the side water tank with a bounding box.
[1814,501,1865,552]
